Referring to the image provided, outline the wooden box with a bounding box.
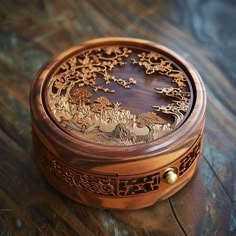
[30,37,206,209]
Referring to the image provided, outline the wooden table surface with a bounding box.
[0,1,235,235]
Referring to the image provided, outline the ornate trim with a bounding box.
[33,132,202,197]
[179,139,201,176]
[50,159,117,196]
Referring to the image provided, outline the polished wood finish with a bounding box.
[0,0,235,234]
[30,38,206,209]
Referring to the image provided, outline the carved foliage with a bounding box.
[131,51,187,88]
[47,47,191,145]
[70,87,92,105]
[49,47,136,96]
[132,52,191,127]
[153,88,191,126]
[137,112,166,127]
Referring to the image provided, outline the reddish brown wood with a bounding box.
[1,0,235,234]
[30,38,206,209]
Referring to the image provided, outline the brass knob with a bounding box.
[163,168,178,185]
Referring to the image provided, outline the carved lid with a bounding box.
[43,38,194,146]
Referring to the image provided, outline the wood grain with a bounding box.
[0,0,235,235]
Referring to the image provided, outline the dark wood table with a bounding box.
[0,1,235,235]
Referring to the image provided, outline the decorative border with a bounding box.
[179,142,201,176]
[33,132,202,197]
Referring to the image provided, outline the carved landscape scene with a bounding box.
[47,47,191,145]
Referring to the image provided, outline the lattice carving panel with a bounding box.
[33,132,202,198]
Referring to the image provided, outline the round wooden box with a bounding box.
[30,37,206,209]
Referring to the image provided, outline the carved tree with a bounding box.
[95,96,111,107]
[134,112,166,143]
[49,47,136,99]
[131,51,190,129]
[137,112,166,128]
[92,96,114,120]
[153,88,190,127]
[131,52,187,88]
[70,88,92,106]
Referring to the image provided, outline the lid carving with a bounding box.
[47,46,191,145]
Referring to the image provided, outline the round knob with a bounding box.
[163,168,178,185]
